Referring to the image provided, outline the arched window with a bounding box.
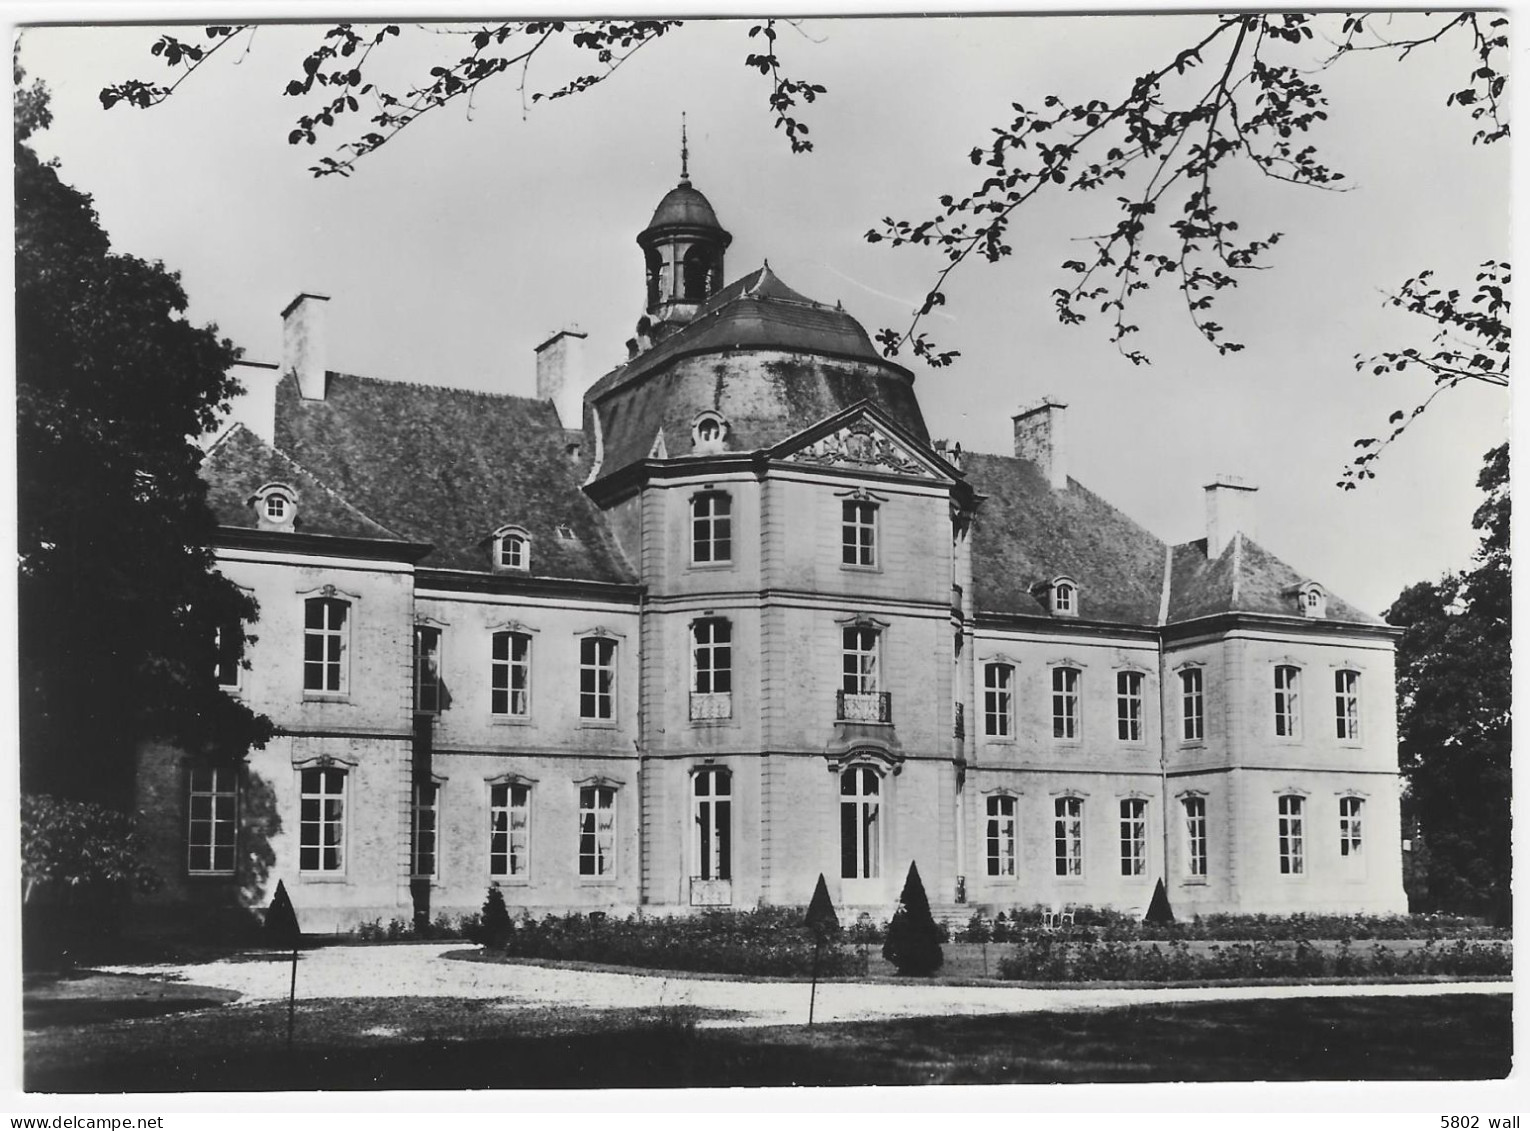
[692,768,731,882]
[682,246,716,301]
[691,492,732,564]
[1054,581,1075,614]
[494,530,530,571]
[840,766,881,879]
[303,597,350,694]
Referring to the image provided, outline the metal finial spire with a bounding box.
[680,112,690,184]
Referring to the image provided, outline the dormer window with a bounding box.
[251,483,298,529]
[1297,583,1327,618]
[1036,575,1078,617]
[490,526,532,572]
[692,410,730,452]
[557,523,577,541]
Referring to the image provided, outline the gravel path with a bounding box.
[100,944,1510,1029]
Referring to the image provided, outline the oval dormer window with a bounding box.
[251,483,298,530]
[692,410,730,451]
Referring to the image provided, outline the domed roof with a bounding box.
[643,180,726,235]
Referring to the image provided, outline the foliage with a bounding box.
[479,886,513,949]
[485,907,859,977]
[99,20,820,177]
[1386,444,1511,917]
[964,906,1506,942]
[16,66,272,802]
[1344,264,1510,487]
[20,793,160,902]
[354,913,467,942]
[868,12,1507,369]
[882,862,944,976]
[997,935,1511,983]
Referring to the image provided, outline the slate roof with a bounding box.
[643,181,727,235]
[269,371,636,582]
[963,452,1168,625]
[1167,534,1381,625]
[202,424,402,541]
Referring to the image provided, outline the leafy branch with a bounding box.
[1342,261,1510,489]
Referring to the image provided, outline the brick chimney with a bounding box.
[281,293,330,401]
[536,328,589,428]
[1013,398,1068,490]
[1204,475,1258,559]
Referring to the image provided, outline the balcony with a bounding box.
[837,690,892,724]
[954,701,965,739]
[689,691,733,722]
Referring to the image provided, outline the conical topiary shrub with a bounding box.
[481,885,512,950]
[1143,878,1175,925]
[882,861,943,976]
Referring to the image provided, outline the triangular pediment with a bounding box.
[773,402,956,482]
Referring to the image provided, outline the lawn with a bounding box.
[25,987,1510,1091]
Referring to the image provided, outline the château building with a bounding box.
[135,167,1407,933]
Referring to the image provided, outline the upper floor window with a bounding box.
[411,781,439,879]
[414,625,443,714]
[187,766,237,875]
[299,767,347,873]
[693,768,731,882]
[1334,670,1361,741]
[983,663,1015,738]
[1116,671,1144,742]
[1180,667,1205,742]
[490,782,531,878]
[580,637,617,721]
[1182,795,1208,879]
[691,492,732,564]
[1052,666,1081,740]
[1277,794,1305,875]
[578,785,617,877]
[1054,796,1084,876]
[1119,798,1148,876]
[1298,583,1327,618]
[692,619,732,697]
[303,597,350,694]
[214,622,242,689]
[1339,796,1364,867]
[986,794,1017,878]
[497,533,530,571]
[842,499,878,568]
[1274,665,1301,738]
[491,631,531,718]
[840,766,881,879]
[1051,577,1078,617]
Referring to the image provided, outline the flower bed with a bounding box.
[996,935,1511,982]
[959,908,1507,943]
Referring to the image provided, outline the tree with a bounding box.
[98,15,1506,456]
[882,862,943,976]
[16,65,272,804]
[1386,443,1510,918]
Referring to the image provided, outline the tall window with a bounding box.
[692,619,732,695]
[1119,798,1148,876]
[1335,670,1361,741]
[1182,796,1208,879]
[1274,665,1301,737]
[986,794,1017,877]
[1052,667,1080,739]
[1053,581,1075,615]
[1116,671,1144,742]
[692,769,732,881]
[1277,795,1305,875]
[411,781,438,879]
[214,622,241,689]
[1054,796,1084,876]
[299,768,346,872]
[842,499,878,567]
[691,492,732,564]
[578,786,616,877]
[414,626,443,713]
[983,663,1014,737]
[1180,668,1204,741]
[187,766,237,874]
[840,766,881,879]
[490,783,530,878]
[303,597,349,693]
[491,632,531,717]
[1339,796,1364,866]
[579,637,617,721]
[842,626,881,694]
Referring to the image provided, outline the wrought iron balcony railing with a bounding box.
[689,691,733,722]
[954,701,965,739]
[837,690,892,724]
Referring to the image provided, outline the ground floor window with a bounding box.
[187,765,237,874]
[1054,796,1084,876]
[299,768,346,872]
[490,783,531,878]
[692,768,731,881]
[986,794,1017,877]
[1182,796,1208,879]
[1278,795,1305,875]
[1339,796,1364,870]
[840,766,881,879]
[1119,798,1147,876]
[578,786,616,877]
[411,781,438,879]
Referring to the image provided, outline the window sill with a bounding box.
[578,877,619,886]
[840,563,882,574]
[688,560,735,571]
[490,876,532,886]
[185,871,237,882]
[578,720,619,730]
[983,735,1016,744]
[491,715,534,726]
[298,872,349,883]
[303,693,351,704]
[1180,877,1209,887]
[689,718,736,728]
[1178,740,1206,750]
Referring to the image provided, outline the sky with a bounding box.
[12,8,1513,616]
